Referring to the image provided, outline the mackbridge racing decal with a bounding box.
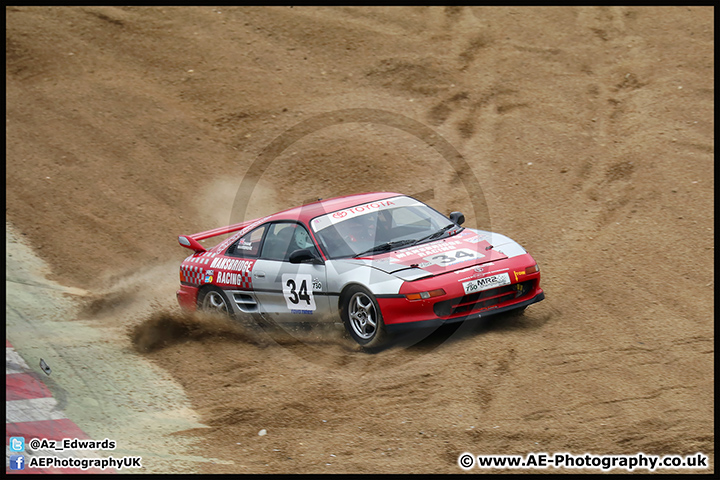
[390,239,466,263]
[182,253,255,289]
[209,257,255,289]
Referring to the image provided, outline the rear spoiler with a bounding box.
[178,220,255,253]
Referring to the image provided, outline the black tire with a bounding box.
[340,285,388,348]
[197,286,232,317]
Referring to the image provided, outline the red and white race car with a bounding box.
[177,192,544,347]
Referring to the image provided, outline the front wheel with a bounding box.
[341,286,387,348]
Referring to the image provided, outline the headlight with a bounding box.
[405,289,446,301]
[526,264,539,274]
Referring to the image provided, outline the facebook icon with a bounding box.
[9,455,25,470]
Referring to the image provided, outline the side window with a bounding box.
[261,223,318,261]
[229,225,266,257]
[293,224,316,250]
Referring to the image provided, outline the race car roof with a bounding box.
[268,191,404,223]
[183,192,406,245]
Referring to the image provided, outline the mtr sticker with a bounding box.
[462,272,511,294]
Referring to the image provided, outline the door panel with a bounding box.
[252,260,329,323]
[252,221,329,323]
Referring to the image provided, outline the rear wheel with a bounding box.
[341,285,387,348]
[197,286,231,316]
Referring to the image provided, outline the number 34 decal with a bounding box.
[423,248,484,267]
[282,274,317,311]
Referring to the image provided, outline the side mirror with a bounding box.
[289,248,323,265]
[449,211,465,226]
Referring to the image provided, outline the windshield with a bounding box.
[309,196,458,259]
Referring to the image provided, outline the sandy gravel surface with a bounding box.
[6,6,713,474]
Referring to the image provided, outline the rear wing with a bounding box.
[178,220,255,253]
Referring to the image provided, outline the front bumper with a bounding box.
[383,290,544,333]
